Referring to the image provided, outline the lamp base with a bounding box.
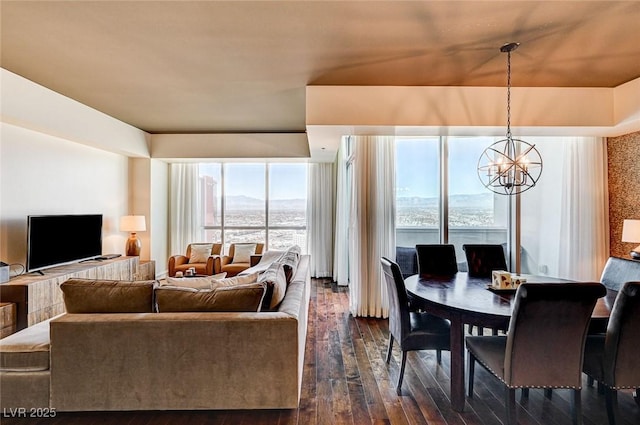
[125,233,142,256]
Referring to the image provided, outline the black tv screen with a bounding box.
[27,214,103,272]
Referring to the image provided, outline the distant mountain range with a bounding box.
[224,193,492,210]
[397,193,493,208]
[225,195,306,210]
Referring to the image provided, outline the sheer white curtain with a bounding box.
[349,135,396,318]
[558,136,610,280]
[333,139,351,286]
[169,163,202,255]
[307,162,335,277]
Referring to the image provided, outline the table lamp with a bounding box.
[622,219,640,260]
[120,215,146,256]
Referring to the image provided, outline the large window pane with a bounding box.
[395,137,440,246]
[448,137,508,265]
[269,164,307,227]
[224,229,266,253]
[200,164,222,227]
[224,163,266,227]
[268,229,307,252]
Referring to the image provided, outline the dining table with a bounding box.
[404,272,616,412]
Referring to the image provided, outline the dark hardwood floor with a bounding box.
[4,278,639,425]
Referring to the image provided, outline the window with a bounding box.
[199,163,307,252]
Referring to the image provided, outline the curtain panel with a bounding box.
[333,140,351,286]
[558,136,610,280]
[349,135,396,318]
[307,162,335,278]
[169,163,202,255]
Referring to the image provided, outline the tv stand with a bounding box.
[0,256,148,332]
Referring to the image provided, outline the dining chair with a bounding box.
[462,244,508,278]
[395,246,418,279]
[466,282,606,425]
[583,281,640,425]
[380,257,451,395]
[599,256,640,291]
[415,244,458,276]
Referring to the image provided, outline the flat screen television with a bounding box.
[27,214,103,273]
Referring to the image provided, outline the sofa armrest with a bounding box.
[168,255,189,277]
[221,255,233,267]
[208,255,221,275]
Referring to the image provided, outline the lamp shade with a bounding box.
[622,219,640,243]
[120,215,146,232]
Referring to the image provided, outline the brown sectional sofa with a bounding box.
[0,254,310,411]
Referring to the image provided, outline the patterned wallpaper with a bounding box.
[607,131,640,258]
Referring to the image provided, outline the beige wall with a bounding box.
[607,130,640,258]
[0,123,129,267]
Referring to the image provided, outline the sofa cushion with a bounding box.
[0,319,51,372]
[211,272,259,288]
[232,243,257,264]
[189,244,213,263]
[161,273,227,290]
[259,261,288,310]
[61,279,156,313]
[155,283,266,312]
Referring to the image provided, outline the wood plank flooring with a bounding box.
[4,278,639,425]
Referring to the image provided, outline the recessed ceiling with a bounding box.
[2,1,640,134]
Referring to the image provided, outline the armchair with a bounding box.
[168,243,222,277]
[217,243,264,277]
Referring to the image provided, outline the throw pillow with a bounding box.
[61,279,156,313]
[155,283,266,312]
[277,245,302,283]
[258,261,287,310]
[189,244,213,263]
[232,243,257,264]
[160,273,227,290]
[211,272,259,288]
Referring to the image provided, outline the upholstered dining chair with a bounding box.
[168,243,222,277]
[395,246,418,279]
[466,282,606,425]
[599,256,640,291]
[583,281,640,425]
[380,257,451,395]
[462,244,508,278]
[415,244,458,276]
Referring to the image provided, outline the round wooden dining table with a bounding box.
[404,272,615,413]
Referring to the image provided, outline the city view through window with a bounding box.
[199,163,308,253]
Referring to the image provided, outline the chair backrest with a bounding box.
[416,244,458,276]
[186,243,222,259]
[600,256,640,291]
[603,281,640,388]
[227,243,265,259]
[504,282,606,388]
[395,246,418,278]
[381,257,411,342]
[463,244,508,277]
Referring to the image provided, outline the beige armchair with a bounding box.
[168,243,222,277]
[216,243,264,277]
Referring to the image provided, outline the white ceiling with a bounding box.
[2,0,640,135]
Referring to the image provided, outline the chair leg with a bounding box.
[505,387,517,425]
[571,389,583,425]
[467,352,475,397]
[544,388,553,399]
[521,388,529,398]
[598,381,606,394]
[436,349,442,365]
[397,351,407,395]
[477,326,484,335]
[587,376,594,387]
[386,335,394,363]
[634,388,640,407]
[604,387,617,425]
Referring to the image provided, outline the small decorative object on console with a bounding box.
[491,270,526,290]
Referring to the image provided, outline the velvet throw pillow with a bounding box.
[189,244,213,263]
[211,272,259,288]
[258,261,287,310]
[61,279,156,313]
[160,272,227,290]
[232,243,257,264]
[155,283,266,312]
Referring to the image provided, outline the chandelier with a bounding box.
[477,42,543,195]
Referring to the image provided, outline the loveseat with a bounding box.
[0,254,310,411]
